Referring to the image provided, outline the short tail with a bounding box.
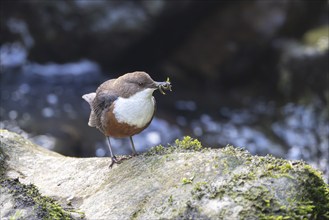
[82,93,96,105]
[82,93,98,127]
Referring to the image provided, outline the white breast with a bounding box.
[113,88,156,128]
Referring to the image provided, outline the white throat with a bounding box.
[113,88,156,128]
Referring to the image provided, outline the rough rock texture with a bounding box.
[1,130,328,219]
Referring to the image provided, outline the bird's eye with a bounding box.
[138,82,144,86]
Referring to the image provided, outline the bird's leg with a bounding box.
[129,136,138,156]
[107,137,120,168]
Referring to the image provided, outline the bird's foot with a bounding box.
[109,156,121,168]
[109,155,132,168]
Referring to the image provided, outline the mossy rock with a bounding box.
[0,178,74,220]
[1,130,328,219]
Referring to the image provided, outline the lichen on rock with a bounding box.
[146,136,204,156]
[0,178,74,220]
[1,130,328,219]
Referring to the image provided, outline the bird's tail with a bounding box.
[82,93,98,127]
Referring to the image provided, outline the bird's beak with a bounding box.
[154,79,172,95]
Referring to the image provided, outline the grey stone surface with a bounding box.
[1,130,328,219]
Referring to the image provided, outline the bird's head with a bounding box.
[116,71,172,98]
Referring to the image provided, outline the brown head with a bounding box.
[112,71,159,98]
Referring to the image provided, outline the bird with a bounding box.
[82,71,171,168]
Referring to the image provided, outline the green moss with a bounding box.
[186,146,329,219]
[150,143,329,219]
[145,144,165,156]
[0,146,9,177]
[0,178,83,220]
[174,136,203,151]
[160,142,327,218]
[181,176,194,185]
[192,182,210,200]
[146,136,204,156]
[168,195,174,205]
[176,201,210,220]
[193,182,208,192]
[294,165,329,219]
[9,210,23,220]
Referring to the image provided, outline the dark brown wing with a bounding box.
[91,79,118,133]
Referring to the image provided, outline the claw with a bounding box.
[109,156,120,168]
[108,155,133,168]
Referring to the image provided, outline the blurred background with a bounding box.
[1,0,328,181]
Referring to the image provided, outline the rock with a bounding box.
[1,130,328,219]
[0,178,74,219]
[277,26,329,103]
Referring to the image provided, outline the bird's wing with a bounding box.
[92,91,118,132]
[82,79,119,132]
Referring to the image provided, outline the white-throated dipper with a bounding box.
[82,71,171,168]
